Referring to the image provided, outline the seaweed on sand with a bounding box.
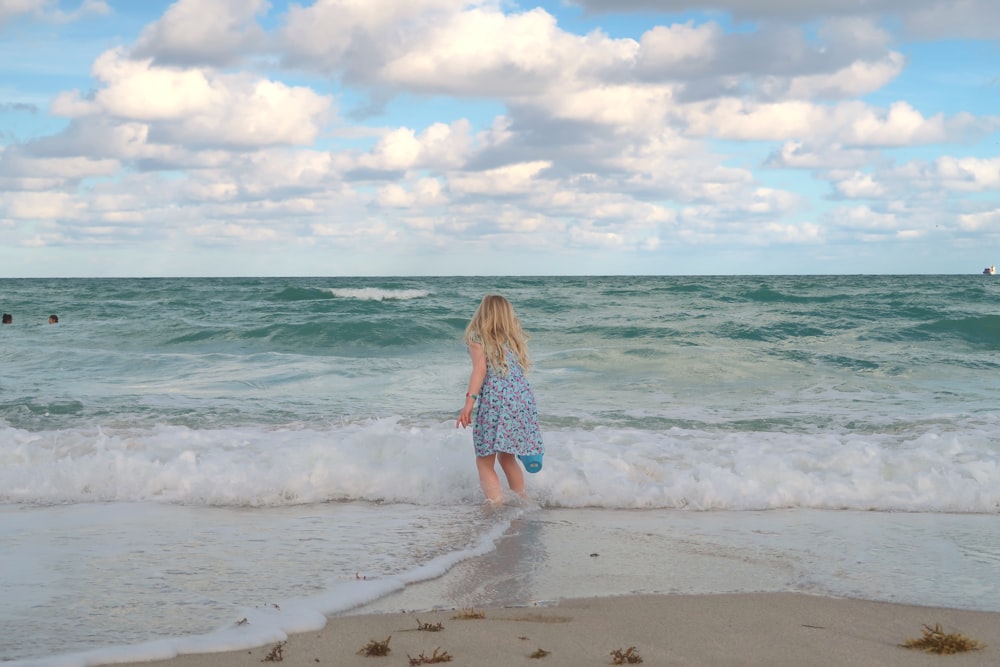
[609,646,643,664]
[407,647,453,664]
[357,635,392,657]
[900,623,984,654]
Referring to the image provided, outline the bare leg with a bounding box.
[497,452,527,499]
[476,454,503,503]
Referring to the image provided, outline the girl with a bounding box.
[456,294,544,504]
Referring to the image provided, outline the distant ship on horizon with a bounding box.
[984,265,996,275]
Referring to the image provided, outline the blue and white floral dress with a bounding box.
[473,347,544,459]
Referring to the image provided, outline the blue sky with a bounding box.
[1,0,998,277]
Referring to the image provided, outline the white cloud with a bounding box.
[131,0,269,66]
[49,0,109,24]
[903,0,1000,39]
[683,98,993,147]
[539,189,676,231]
[834,171,886,198]
[844,101,948,146]
[778,52,904,99]
[377,179,446,207]
[744,188,802,214]
[58,120,152,160]
[280,0,480,73]
[637,21,718,70]
[543,82,674,131]
[812,156,1000,205]
[683,99,820,141]
[3,191,81,220]
[636,16,899,100]
[765,141,874,169]
[51,49,333,147]
[959,209,1000,231]
[933,157,1000,192]
[0,0,108,29]
[449,161,552,195]
[48,92,100,118]
[180,149,339,202]
[282,1,641,99]
[761,221,824,243]
[357,120,473,172]
[311,215,401,243]
[570,225,625,248]
[483,207,554,236]
[0,153,119,182]
[830,204,901,232]
[380,7,575,95]
[53,50,222,119]
[189,222,280,242]
[386,7,637,101]
[838,155,1000,202]
[0,0,48,28]
[574,0,1000,40]
[272,0,982,155]
[571,0,983,27]
[591,129,757,207]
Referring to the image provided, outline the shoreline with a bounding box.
[21,507,999,666]
[102,592,997,667]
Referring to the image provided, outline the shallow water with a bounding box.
[355,508,1000,616]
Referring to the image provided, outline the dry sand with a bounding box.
[106,592,998,667]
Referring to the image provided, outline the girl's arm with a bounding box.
[456,342,487,428]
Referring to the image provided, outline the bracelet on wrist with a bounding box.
[466,392,479,401]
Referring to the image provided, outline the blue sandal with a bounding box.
[518,454,543,473]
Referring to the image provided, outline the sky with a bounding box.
[0,0,998,277]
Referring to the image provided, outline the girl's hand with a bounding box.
[456,401,473,428]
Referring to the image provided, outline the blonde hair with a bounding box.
[464,294,531,373]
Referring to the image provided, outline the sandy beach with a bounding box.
[104,592,998,667]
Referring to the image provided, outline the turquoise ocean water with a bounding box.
[2,275,999,664]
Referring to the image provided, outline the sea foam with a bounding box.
[323,287,431,301]
[3,417,997,512]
